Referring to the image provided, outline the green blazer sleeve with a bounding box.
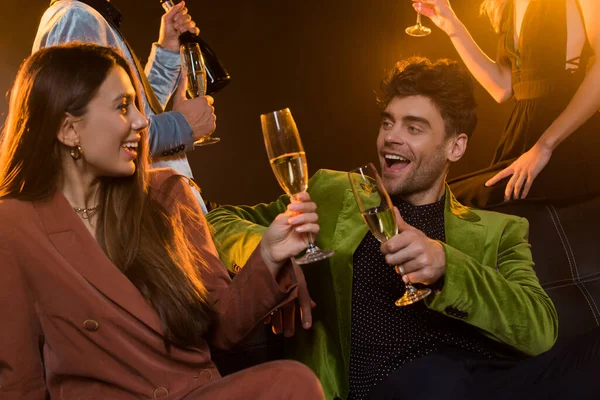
[207,171,334,273]
[426,215,558,356]
[206,194,289,273]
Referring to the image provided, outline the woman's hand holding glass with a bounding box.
[261,108,334,264]
[260,192,321,277]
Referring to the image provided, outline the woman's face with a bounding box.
[71,66,147,177]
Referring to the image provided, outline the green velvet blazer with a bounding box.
[207,169,558,400]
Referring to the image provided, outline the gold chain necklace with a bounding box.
[73,204,100,219]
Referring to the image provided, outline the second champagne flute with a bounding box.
[348,163,431,306]
[260,108,334,265]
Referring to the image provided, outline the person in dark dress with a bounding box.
[415,0,600,208]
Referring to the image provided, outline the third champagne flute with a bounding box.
[405,1,432,37]
[348,163,431,306]
[180,41,221,147]
[261,108,334,265]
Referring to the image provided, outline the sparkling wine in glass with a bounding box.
[405,1,432,37]
[261,108,334,265]
[180,42,221,147]
[348,163,431,306]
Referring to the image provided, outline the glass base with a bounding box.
[405,24,432,37]
[194,136,221,147]
[395,287,431,306]
[295,248,334,265]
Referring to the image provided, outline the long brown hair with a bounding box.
[480,0,509,33]
[0,43,215,347]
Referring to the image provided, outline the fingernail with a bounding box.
[303,322,311,329]
[284,330,293,337]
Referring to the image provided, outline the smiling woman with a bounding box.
[59,66,147,180]
[0,43,323,399]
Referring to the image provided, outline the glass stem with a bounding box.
[291,192,319,253]
[416,11,422,27]
[405,281,418,295]
[305,233,318,254]
[397,265,418,296]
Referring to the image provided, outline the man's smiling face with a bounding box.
[377,95,451,203]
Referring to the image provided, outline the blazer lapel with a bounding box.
[33,191,163,334]
[444,186,487,263]
[328,189,369,369]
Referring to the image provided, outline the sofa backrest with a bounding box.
[489,196,600,346]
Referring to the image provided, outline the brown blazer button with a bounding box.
[193,369,213,381]
[83,319,99,331]
[153,387,169,399]
[200,369,213,381]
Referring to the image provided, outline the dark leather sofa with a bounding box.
[490,196,600,347]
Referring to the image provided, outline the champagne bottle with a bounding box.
[160,0,231,95]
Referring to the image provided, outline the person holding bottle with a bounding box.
[414,0,600,207]
[33,0,217,213]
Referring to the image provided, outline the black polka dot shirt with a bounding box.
[348,195,498,399]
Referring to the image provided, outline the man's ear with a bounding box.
[56,113,80,147]
[447,133,468,163]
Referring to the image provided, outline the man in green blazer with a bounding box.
[208,58,598,399]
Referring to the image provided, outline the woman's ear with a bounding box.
[56,113,80,147]
[447,133,468,163]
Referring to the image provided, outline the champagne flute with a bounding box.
[261,108,334,265]
[180,42,221,147]
[405,1,432,37]
[348,163,431,306]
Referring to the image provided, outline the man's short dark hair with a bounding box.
[378,57,478,138]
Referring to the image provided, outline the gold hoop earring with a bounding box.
[70,145,83,160]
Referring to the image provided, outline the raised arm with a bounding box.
[485,0,600,199]
[534,0,600,154]
[416,0,514,103]
[165,174,319,349]
[145,1,201,107]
